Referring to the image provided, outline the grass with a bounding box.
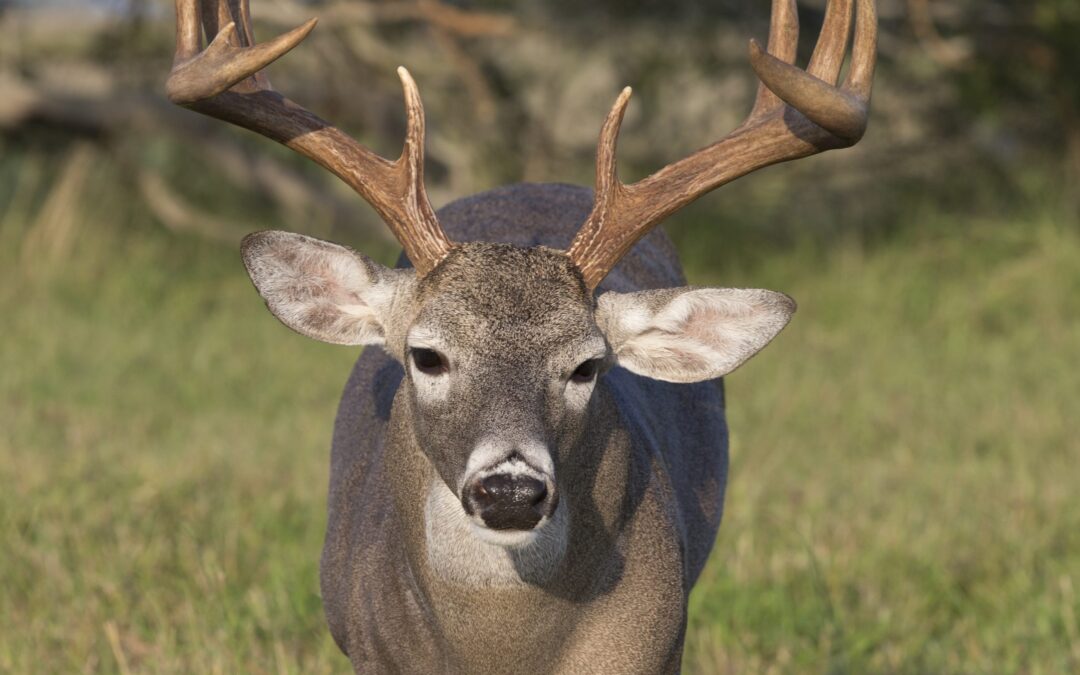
[683,214,1080,673]
[1,158,1078,672]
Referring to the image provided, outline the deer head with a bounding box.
[240,231,796,543]
[168,0,875,544]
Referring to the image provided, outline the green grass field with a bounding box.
[2,172,1078,672]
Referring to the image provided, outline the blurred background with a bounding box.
[1,0,1077,672]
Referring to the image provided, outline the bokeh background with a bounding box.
[1,0,1077,672]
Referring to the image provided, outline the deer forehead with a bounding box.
[407,243,601,356]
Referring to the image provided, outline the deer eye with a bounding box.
[570,358,600,384]
[410,348,448,376]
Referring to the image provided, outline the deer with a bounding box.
[166,0,875,671]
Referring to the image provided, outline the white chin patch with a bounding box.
[469,521,545,549]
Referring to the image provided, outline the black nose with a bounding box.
[465,473,552,531]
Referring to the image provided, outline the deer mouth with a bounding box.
[468,523,548,549]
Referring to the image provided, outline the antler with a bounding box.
[567,0,877,289]
[166,0,453,276]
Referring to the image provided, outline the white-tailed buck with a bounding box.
[168,0,875,671]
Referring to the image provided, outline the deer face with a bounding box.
[242,231,795,547]
[402,244,601,544]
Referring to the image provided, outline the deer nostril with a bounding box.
[530,482,548,507]
[471,481,494,509]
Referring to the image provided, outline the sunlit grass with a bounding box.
[1,221,354,672]
[1,177,1078,672]
[685,214,1080,674]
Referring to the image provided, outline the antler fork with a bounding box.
[166,0,453,275]
[567,0,877,289]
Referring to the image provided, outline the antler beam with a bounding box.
[166,0,453,276]
[568,0,878,289]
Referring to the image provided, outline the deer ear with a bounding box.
[595,287,796,383]
[241,231,411,346]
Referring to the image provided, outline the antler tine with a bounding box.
[594,87,633,202]
[166,0,453,276]
[748,39,867,142]
[806,0,855,83]
[174,0,201,62]
[567,0,877,290]
[751,0,798,116]
[392,67,454,271]
[567,87,632,287]
[843,0,878,98]
[167,18,316,104]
